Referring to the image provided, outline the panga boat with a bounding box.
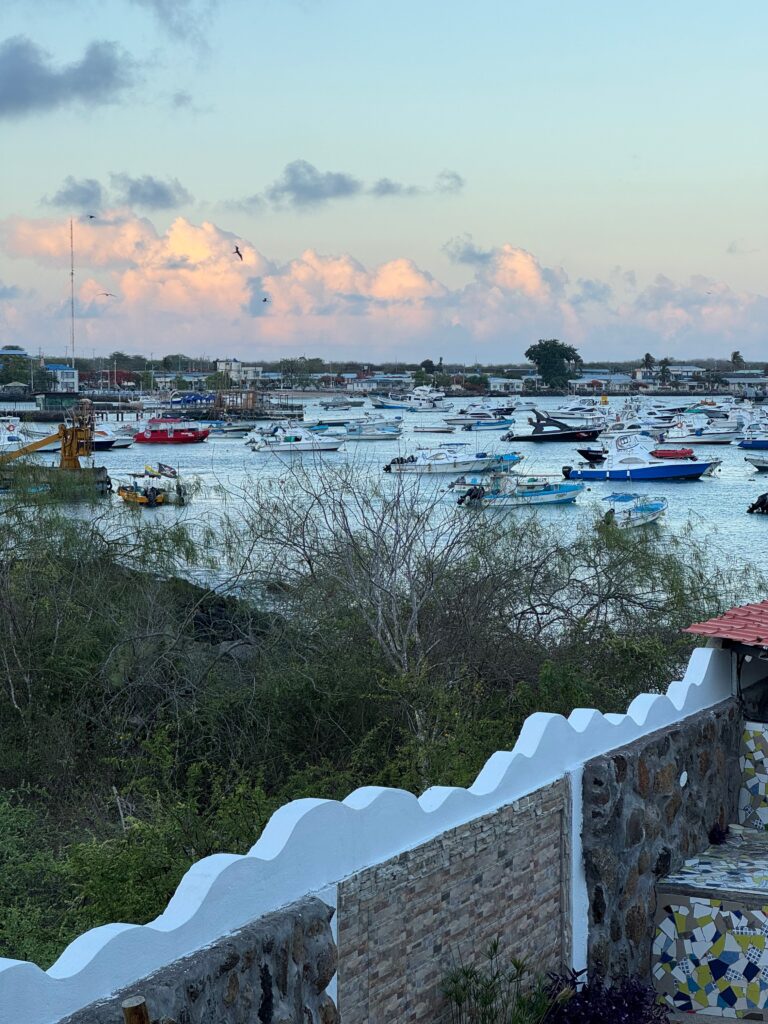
[453,472,584,508]
[134,418,209,444]
[116,481,167,507]
[384,448,522,475]
[563,433,716,481]
[412,425,456,434]
[745,456,768,472]
[600,493,668,529]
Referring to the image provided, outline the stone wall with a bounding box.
[58,897,337,1024]
[336,777,571,1024]
[582,698,741,979]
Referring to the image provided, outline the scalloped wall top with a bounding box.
[0,645,733,1024]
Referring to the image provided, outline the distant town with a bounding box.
[0,341,766,402]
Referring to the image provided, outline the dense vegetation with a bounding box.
[0,469,757,967]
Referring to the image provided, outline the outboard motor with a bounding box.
[562,465,572,479]
[747,492,768,514]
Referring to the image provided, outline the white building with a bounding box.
[216,359,263,386]
[488,376,524,394]
[45,363,79,393]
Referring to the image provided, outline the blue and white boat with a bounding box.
[563,433,716,481]
[460,417,516,431]
[738,423,768,450]
[453,472,584,508]
[600,493,668,529]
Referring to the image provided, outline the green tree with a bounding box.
[524,339,581,388]
[731,351,745,370]
[642,353,655,371]
[420,359,435,375]
[658,357,672,385]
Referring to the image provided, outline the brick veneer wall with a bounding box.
[336,777,571,1024]
[582,698,741,980]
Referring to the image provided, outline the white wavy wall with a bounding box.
[0,646,732,1024]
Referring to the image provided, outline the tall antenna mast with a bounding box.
[69,217,75,368]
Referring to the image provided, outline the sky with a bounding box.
[0,0,766,364]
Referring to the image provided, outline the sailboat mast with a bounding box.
[69,218,75,369]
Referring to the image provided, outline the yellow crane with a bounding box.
[0,399,95,470]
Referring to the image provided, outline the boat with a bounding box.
[93,425,134,449]
[737,424,768,450]
[343,420,402,441]
[249,426,344,452]
[116,481,167,507]
[502,412,604,443]
[657,415,741,445]
[412,425,456,434]
[745,456,768,472]
[384,448,522,475]
[444,405,513,426]
[563,433,716,481]
[370,385,453,412]
[543,397,609,423]
[0,420,27,454]
[599,493,668,529]
[453,472,584,508]
[21,428,117,452]
[319,397,352,410]
[133,418,209,444]
[460,418,516,431]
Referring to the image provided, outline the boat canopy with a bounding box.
[603,493,642,502]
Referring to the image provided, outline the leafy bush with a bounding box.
[548,970,669,1023]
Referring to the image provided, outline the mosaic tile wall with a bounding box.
[654,896,768,1019]
[741,723,768,830]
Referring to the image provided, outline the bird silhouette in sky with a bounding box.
[87,214,96,219]
[98,292,116,297]
[233,246,243,261]
[262,297,268,302]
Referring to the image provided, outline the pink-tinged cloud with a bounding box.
[0,213,766,361]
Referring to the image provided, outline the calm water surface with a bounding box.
[23,395,768,570]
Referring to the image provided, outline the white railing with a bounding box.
[0,646,732,1024]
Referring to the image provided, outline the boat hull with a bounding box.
[564,462,709,481]
[504,428,602,443]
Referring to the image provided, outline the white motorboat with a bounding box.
[658,415,741,445]
[563,433,717,481]
[444,404,509,426]
[248,426,344,453]
[344,420,403,441]
[383,447,522,475]
[745,456,768,472]
[371,385,453,412]
[93,425,134,448]
[599,492,668,529]
[544,397,610,424]
[452,471,584,508]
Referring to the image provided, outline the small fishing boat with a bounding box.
[502,412,603,443]
[116,481,167,507]
[319,397,352,410]
[563,433,716,481]
[249,426,344,453]
[600,493,668,529]
[738,424,768,450]
[93,425,133,449]
[371,385,453,412]
[412,425,456,434]
[658,416,741,445]
[745,456,768,472]
[344,420,402,441]
[444,405,513,426]
[384,448,522,475]
[134,418,209,444]
[453,472,584,508]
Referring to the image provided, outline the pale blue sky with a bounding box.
[0,0,765,360]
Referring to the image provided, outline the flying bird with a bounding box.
[233,246,243,261]
[98,292,116,297]
[87,214,96,219]
[262,297,268,302]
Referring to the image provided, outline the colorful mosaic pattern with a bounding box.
[654,829,768,1018]
[741,723,768,830]
[654,896,768,1018]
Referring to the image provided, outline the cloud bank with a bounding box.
[0,36,134,118]
[236,161,466,212]
[44,174,192,212]
[0,213,765,361]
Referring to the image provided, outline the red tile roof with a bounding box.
[684,601,768,646]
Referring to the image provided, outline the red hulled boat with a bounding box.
[134,418,209,444]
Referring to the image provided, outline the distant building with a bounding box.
[45,363,79,393]
[569,372,633,393]
[488,376,524,393]
[0,345,29,360]
[216,359,263,386]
